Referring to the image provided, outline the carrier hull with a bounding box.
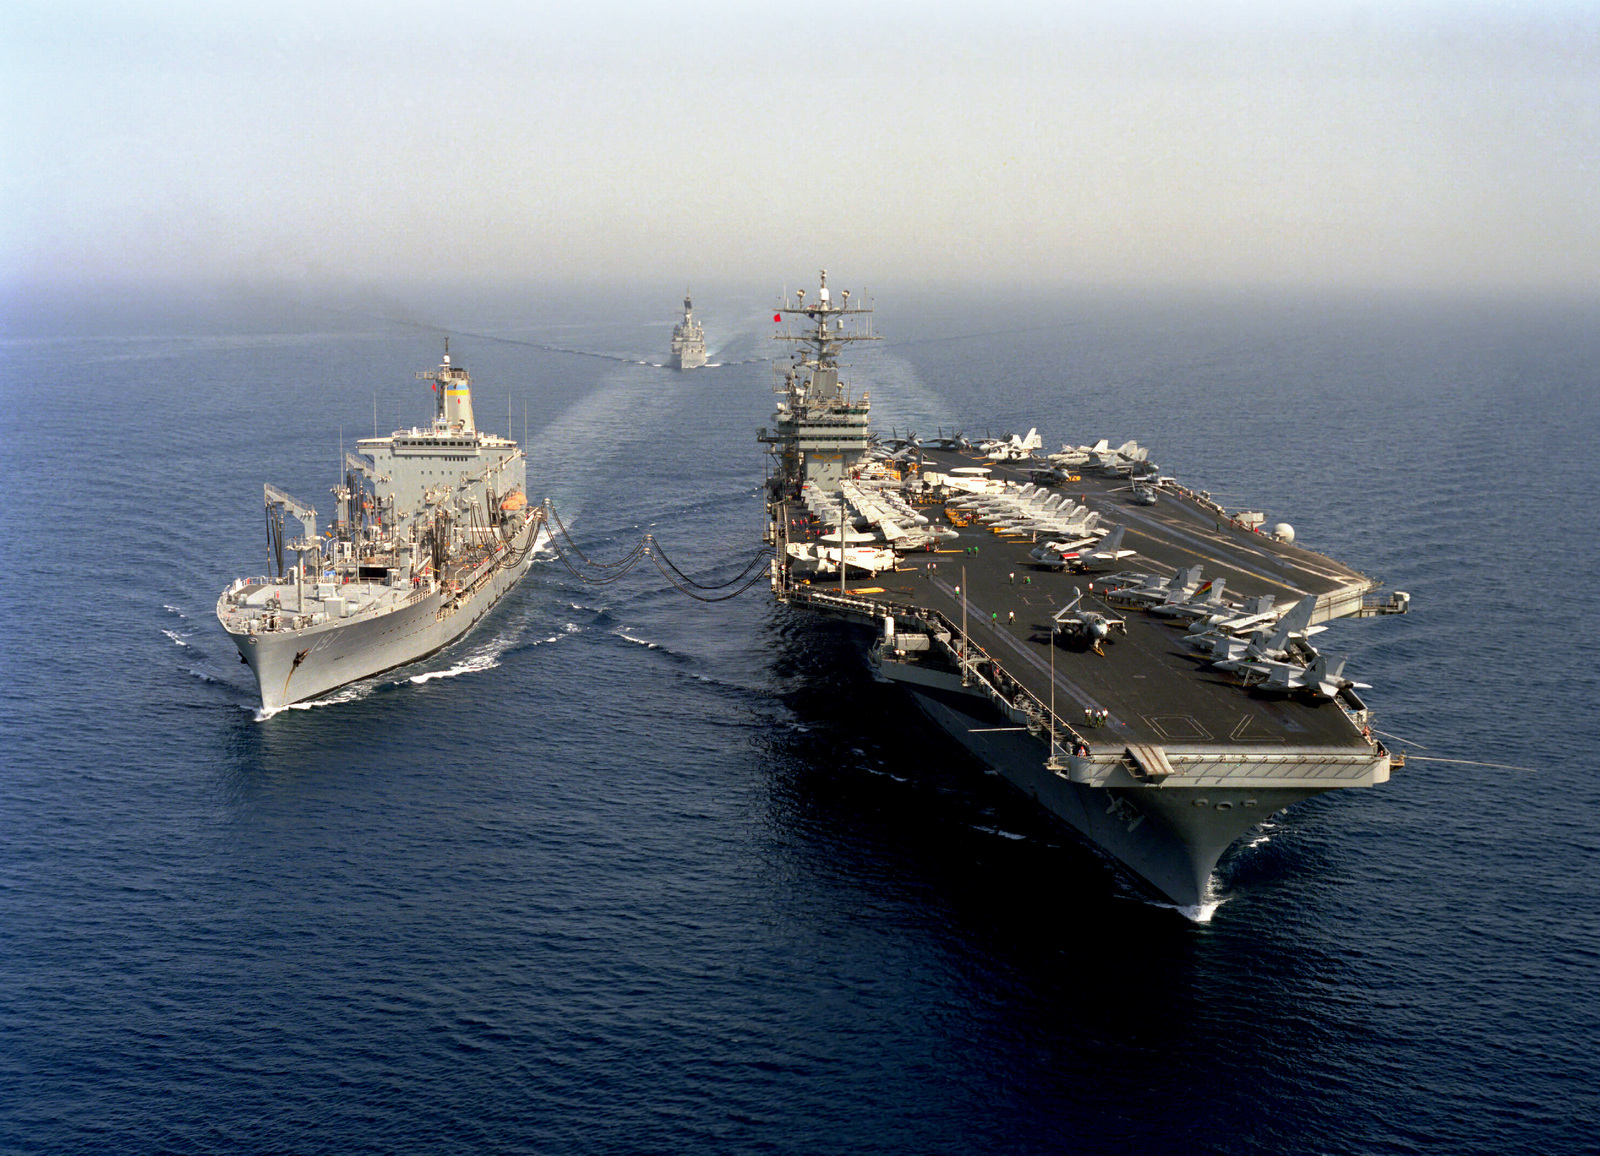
[757,271,1405,914]
[883,663,1362,909]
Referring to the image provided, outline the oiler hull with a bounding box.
[222,525,547,715]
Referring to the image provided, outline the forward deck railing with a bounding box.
[770,497,1089,760]
[775,569,1091,762]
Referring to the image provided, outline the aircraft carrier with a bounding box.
[669,291,708,370]
[759,272,1408,913]
[217,343,549,715]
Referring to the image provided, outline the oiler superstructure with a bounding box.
[760,272,1407,915]
[218,344,548,715]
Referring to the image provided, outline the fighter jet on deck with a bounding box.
[1241,653,1371,700]
[1029,525,1137,572]
[1052,587,1127,656]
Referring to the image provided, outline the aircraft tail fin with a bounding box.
[1262,594,1317,653]
[1160,566,1198,602]
[1054,587,1085,622]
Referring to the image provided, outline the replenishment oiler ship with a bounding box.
[218,344,548,716]
[759,272,1409,914]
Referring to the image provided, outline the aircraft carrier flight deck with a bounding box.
[772,445,1389,756]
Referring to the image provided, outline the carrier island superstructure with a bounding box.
[759,272,1408,913]
[218,345,548,715]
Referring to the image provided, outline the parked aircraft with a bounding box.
[1151,576,1230,619]
[1102,564,1205,608]
[1203,595,1323,669]
[1241,653,1370,700]
[1029,525,1137,572]
[1110,479,1159,504]
[1052,587,1127,656]
[1050,438,1109,468]
[981,428,1044,460]
[927,430,969,451]
[1185,593,1279,637]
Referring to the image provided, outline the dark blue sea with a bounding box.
[3,284,1598,1154]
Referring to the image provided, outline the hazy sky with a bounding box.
[4,0,1597,295]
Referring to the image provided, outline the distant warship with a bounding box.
[759,271,1409,913]
[218,344,548,715]
[669,291,707,370]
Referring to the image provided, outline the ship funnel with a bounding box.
[441,368,475,434]
[421,345,477,435]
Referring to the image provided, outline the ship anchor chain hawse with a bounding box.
[758,270,1411,914]
[217,342,550,715]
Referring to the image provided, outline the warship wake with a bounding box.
[218,344,549,715]
[759,272,1409,913]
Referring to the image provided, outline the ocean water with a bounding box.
[2,286,1597,1154]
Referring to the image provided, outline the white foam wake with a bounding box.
[1159,883,1227,923]
[408,624,525,685]
[856,348,960,437]
[251,679,374,722]
[409,651,500,685]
